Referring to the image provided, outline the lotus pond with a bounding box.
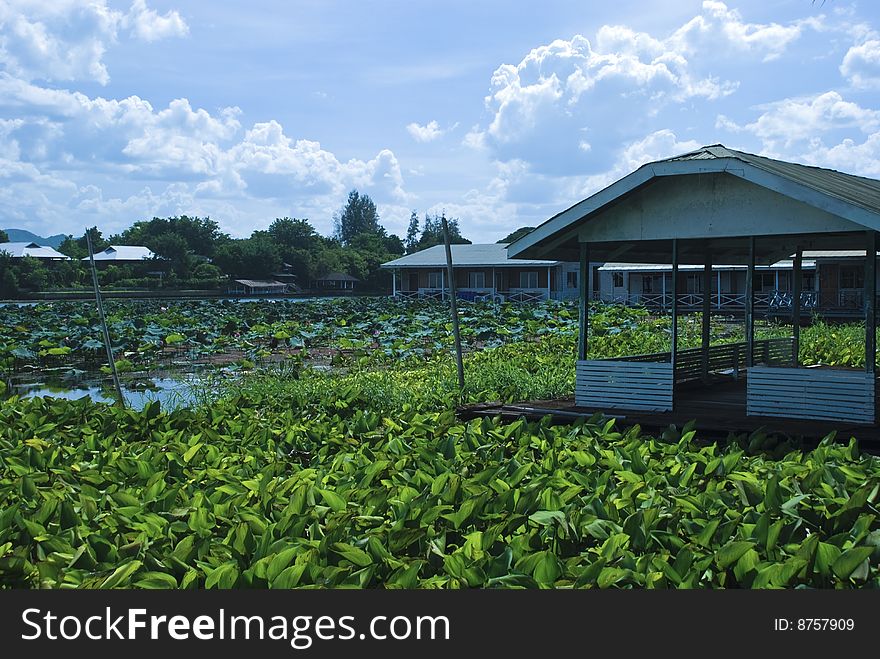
[1,297,879,589]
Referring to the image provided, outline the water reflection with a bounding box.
[10,373,199,410]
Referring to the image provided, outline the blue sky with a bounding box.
[2,0,880,242]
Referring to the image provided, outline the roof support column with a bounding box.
[441,268,445,301]
[578,242,589,361]
[792,248,802,367]
[717,271,721,309]
[671,239,679,407]
[392,269,397,298]
[661,271,666,311]
[702,250,712,382]
[547,265,552,301]
[866,230,876,374]
[746,236,755,368]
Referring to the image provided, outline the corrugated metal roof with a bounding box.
[234,279,286,287]
[381,243,560,268]
[0,241,69,259]
[657,144,880,215]
[85,245,156,261]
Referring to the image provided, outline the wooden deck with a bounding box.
[458,378,880,448]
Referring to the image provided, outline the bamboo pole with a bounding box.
[442,215,465,395]
[86,229,125,407]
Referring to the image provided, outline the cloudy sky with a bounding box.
[1,1,879,242]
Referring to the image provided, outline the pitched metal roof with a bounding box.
[508,143,880,262]
[84,245,156,261]
[234,279,287,287]
[381,243,561,268]
[316,272,359,281]
[665,144,880,215]
[0,241,69,259]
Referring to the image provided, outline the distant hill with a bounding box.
[2,228,69,248]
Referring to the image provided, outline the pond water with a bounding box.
[10,373,202,410]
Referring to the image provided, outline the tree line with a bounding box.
[0,191,474,297]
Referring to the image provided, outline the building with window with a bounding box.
[594,251,873,317]
[380,243,577,302]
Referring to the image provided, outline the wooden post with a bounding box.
[392,269,397,297]
[86,228,125,407]
[661,270,666,311]
[578,243,589,361]
[442,216,465,394]
[716,271,721,309]
[547,265,551,301]
[746,236,755,368]
[792,248,802,367]
[702,250,712,381]
[866,231,876,374]
[671,239,679,404]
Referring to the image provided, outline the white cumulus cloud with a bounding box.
[406,120,443,142]
[0,1,188,85]
[840,39,880,88]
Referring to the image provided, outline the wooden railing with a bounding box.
[608,338,795,384]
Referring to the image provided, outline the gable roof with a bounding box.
[316,272,359,281]
[508,144,880,262]
[0,241,69,259]
[381,243,560,268]
[84,245,156,261]
[669,145,880,214]
[234,279,287,288]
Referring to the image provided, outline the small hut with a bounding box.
[509,144,880,426]
[312,272,359,291]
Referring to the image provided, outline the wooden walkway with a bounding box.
[458,379,880,447]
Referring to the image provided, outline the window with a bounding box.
[468,271,485,288]
[755,272,776,292]
[566,271,578,289]
[802,273,815,291]
[642,275,662,293]
[612,272,624,288]
[427,271,443,289]
[519,271,538,288]
[686,274,703,294]
[840,265,864,289]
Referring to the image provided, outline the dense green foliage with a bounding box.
[1,394,878,589]
[3,297,879,590]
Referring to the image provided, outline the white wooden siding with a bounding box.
[747,366,875,424]
[576,360,673,411]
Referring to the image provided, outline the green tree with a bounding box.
[148,233,191,278]
[12,256,48,292]
[416,213,471,251]
[0,229,8,243]
[59,228,107,259]
[213,237,281,279]
[497,227,535,243]
[267,217,321,251]
[333,190,383,245]
[404,211,420,253]
[114,215,229,260]
[0,253,18,297]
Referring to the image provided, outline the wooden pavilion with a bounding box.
[506,145,880,427]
